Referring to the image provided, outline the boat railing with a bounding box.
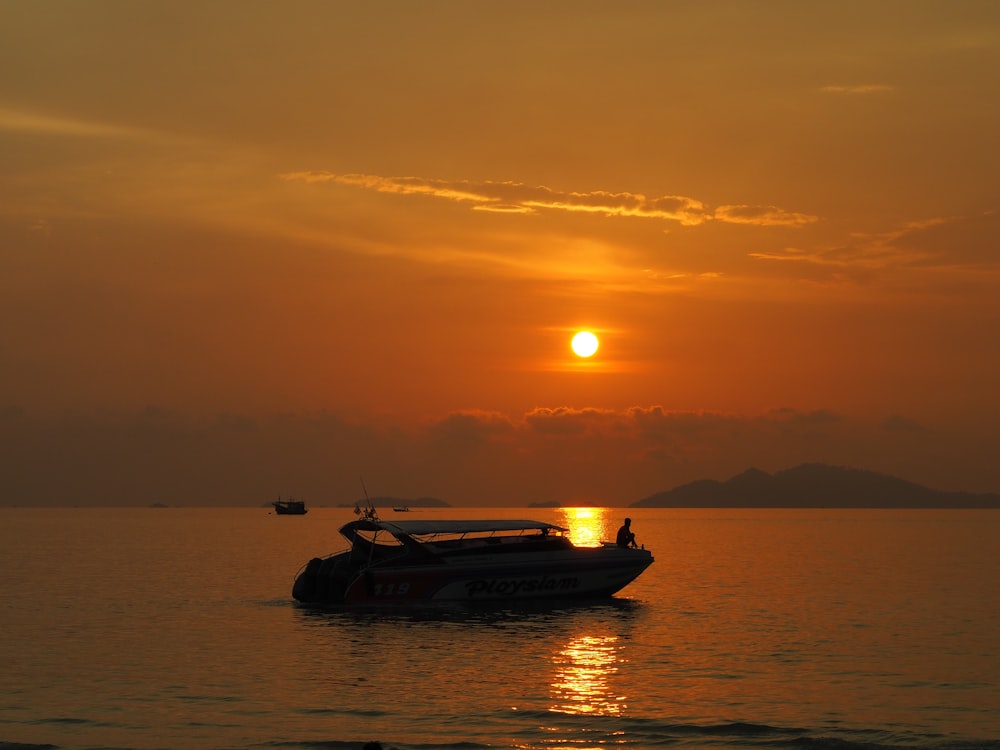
[424,531,572,556]
[413,527,562,545]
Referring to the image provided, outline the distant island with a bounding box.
[631,463,1000,509]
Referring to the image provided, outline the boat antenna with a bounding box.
[358,476,378,520]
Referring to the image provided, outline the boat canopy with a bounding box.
[342,519,567,536]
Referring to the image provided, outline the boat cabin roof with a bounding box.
[342,519,566,537]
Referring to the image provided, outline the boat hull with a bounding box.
[293,547,653,605]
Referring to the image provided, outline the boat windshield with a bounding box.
[356,528,403,545]
[340,519,570,557]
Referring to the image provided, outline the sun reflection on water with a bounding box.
[549,633,624,716]
[545,508,631,718]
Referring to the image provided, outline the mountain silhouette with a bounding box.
[631,463,1000,508]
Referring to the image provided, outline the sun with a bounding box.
[571,331,599,358]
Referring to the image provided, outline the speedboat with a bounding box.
[291,516,653,604]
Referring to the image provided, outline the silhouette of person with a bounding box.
[616,517,637,548]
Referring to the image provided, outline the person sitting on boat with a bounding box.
[616,517,637,548]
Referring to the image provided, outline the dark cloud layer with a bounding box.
[1,404,992,507]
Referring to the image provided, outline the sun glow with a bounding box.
[571,331,599,358]
[559,507,610,548]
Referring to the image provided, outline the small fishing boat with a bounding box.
[291,514,653,604]
[273,498,308,515]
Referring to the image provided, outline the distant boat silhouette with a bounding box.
[272,498,308,515]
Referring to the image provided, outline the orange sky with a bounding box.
[2,2,999,505]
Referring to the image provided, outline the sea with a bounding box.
[1,506,998,750]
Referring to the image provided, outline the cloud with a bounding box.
[428,410,516,444]
[517,187,710,225]
[524,406,622,435]
[764,407,842,426]
[281,171,817,228]
[882,415,923,433]
[0,404,992,506]
[889,211,1000,267]
[820,84,894,95]
[749,212,1000,277]
[0,106,169,142]
[287,172,495,205]
[715,204,819,227]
